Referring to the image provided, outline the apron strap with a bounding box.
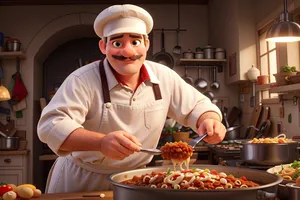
[153,84,162,100]
[99,60,162,102]
[99,60,111,103]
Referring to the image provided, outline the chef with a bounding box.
[37,4,226,193]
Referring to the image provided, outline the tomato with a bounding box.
[0,184,13,197]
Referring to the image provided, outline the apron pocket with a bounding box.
[144,106,165,130]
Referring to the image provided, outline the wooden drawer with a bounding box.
[0,155,23,167]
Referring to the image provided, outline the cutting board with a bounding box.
[248,103,263,139]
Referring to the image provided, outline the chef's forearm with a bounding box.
[196,111,221,128]
[60,128,104,152]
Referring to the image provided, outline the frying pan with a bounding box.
[152,29,174,68]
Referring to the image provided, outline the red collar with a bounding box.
[108,62,150,87]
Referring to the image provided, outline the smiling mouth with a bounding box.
[112,55,143,61]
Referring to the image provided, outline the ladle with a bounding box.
[210,66,220,89]
[0,131,8,138]
[195,67,207,90]
[140,133,208,156]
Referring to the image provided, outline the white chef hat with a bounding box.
[94,4,153,39]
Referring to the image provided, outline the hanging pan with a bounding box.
[152,29,174,68]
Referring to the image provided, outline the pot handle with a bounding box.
[256,190,277,199]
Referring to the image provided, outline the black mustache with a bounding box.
[112,55,143,61]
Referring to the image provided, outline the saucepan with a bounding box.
[0,131,20,150]
[107,164,282,200]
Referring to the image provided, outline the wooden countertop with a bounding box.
[38,191,113,200]
[0,150,29,155]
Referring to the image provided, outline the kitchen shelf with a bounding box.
[178,58,226,66]
[0,51,26,60]
[269,82,300,93]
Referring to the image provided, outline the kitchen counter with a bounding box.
[0,150,29,155]
[38,191,113,200]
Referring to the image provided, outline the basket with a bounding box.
[273,72,297,86]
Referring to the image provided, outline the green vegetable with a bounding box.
[291,160,300,168]
[0,182,6,186]
[167,169,171,175]
[292,170,300,179]
[192,168,197,172]
[280,65,297,72]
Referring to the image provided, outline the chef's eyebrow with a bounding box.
[109,34,143,41]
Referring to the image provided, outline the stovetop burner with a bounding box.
[235,160,274,170]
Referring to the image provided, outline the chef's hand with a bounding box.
[197,119,226,144]
[99,131,141,160]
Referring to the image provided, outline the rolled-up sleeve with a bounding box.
[37,74,90,156]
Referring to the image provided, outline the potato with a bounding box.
[16,184,36,190]
[17,187,34,199]
[2,191,17,200]
[33,189,42,197]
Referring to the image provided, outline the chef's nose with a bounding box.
[121,41,136,58]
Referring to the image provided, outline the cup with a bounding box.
[257,75,269,85]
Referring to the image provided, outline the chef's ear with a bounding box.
[144,37,150,51]
[99,38,107,54]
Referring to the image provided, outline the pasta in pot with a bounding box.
[160,141,193,171]
[121,168,260,190]
[250,134,293,144]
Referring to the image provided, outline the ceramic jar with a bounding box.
[247,64,260,81]
[215,48,226,59]
[183,49,194,59]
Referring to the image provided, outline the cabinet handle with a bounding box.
[4,158,11,163]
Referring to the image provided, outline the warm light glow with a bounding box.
[0,85,11,101]
[266,36,300,42]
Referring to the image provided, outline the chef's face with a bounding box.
[99,33,150,76]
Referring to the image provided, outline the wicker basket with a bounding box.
[273,72,297,86]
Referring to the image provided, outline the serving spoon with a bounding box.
[140,133,208,156]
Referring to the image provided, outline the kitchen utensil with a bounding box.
[203,91,214,101]
[194,68,207,90]
[152,29,174,68]
[182,49,194,59]
[173,1,181,55]
[182,66,194,85]
[140,133,208,156]
[0,130,20,150]
[247,103,263,139]
[238,140,300,165]
[286,183,300,200]
[222,107,230,128]
[224,125,242,141]
[107,164,282,200]
[227,107,241,127]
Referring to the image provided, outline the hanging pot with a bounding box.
[152,29,174,68]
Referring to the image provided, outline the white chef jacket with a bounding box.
[37,59,222,174]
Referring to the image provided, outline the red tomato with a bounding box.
[0,185,13,197]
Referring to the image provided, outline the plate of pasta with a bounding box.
[267,160,300,182]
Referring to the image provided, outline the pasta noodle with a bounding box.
[160,141,193,171]
[272,160,300,181]
[121,168,260,190]
[250,134,293,144]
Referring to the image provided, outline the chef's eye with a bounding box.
[112,41,122,48]
[132,40,141,46]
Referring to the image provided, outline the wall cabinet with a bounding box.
[0,152,28,185]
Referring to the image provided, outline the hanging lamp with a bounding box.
[266,0,300,42]
[0,62,11,101]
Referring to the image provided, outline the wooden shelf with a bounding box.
[256,83,271,92]
[0,51,26,60]
[178,58,227,66]
[269,82,300,93]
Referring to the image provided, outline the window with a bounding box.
[258,29,278,99]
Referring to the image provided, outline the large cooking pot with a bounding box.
[0,136,20,150]
[238,141,300,166]
[107,164,282,200]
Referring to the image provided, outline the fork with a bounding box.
[140,133,208,156]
